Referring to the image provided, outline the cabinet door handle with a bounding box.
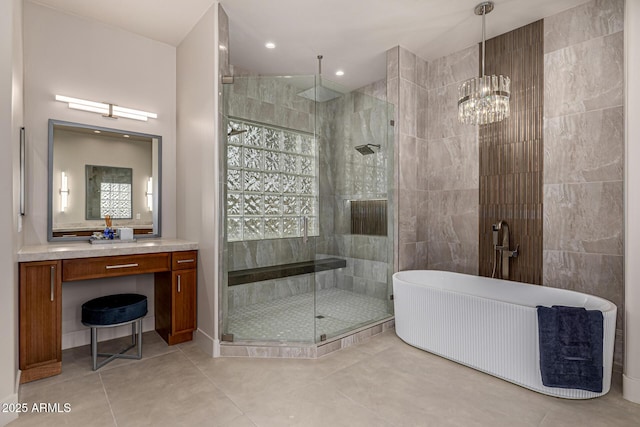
[177,275,181,293]
[177,259,194,264]
[50,265,55,302]
[105,263,139,270]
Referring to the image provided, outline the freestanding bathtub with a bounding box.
[393,270,617,399]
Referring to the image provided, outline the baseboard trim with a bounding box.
[623,373,640,403]
[195,328,218,357]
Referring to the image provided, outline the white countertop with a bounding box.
[17,238,198,262]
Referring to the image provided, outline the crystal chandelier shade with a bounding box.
[458,75,510,125]
[458,2,511,125]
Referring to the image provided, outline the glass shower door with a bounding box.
[221,75,320,343]
[313,80,395,342]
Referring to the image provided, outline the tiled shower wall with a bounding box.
[424,47,479,274]
[387,45,479,274]
[225,73,393,308]
[319,80,392,303]
[387,47,432,271]
[542,0,624,368]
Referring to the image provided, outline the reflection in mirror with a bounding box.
[48,119,161,241]
[85,165,133,220]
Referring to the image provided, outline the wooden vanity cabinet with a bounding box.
[19,260,62,383]
[155,251,197,345]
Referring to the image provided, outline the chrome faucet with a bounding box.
[491,220,518,279]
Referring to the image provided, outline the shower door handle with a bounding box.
[302,216,309,243]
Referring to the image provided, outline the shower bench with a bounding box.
[228,257,346,286]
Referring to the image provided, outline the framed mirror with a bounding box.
[47,119,162,241]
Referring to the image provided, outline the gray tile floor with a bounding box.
[227,288,391,342]
[10,330,640,426]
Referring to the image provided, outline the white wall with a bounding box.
[23,1,177,245]
[176,3,220,355]
[624,0,640,404]
[0,0,23,424]
[22,1,177,348]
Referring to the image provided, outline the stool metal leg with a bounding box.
[137,318,143,359]
[91,327,98,371]
[88,317,144,371]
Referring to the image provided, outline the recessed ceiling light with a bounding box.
[94,130,101,134]
[335,70,345,76]
[265,42,276,49]
[123,134,130,138]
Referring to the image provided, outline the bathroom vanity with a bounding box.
[17,239,197,383]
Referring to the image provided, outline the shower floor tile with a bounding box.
[227,288,390,342]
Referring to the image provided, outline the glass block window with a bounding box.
[99,182,132,219]
[227,119,318,241]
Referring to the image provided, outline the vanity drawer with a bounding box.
[172,251,198,270]
[63,253,171,281]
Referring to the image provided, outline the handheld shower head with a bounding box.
[355,144,381,155]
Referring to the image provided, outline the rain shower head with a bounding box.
[355,144,381,155]
[297,85,343,102]
[228,129,247,136]
[297,55,344,102]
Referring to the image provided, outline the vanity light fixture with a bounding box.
[55,95,158,122]
[60,171,69,212]
[457,1,510,125]
[145,177,153,211]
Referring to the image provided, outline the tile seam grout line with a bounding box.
[99,372,119,427]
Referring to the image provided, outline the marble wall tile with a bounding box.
[416,140,429,191]
[416,56,429,89]
[416,87,429,140]
[416,190,429,242]
[543,250,623,326]
[544,31,623,118]
[245,97,276,124]
[426,132,479,191]
[426,45,478,90]
[387,46,399,81]
[416,241,428,270]
[399,242,416,271]
[387,77,399,108]
[544,0,624,54]
[399,135,417,190]
[353,277,367,294]
[426,189,479,244]
[614,328,623,369]
[544,182,623,255]
[350,236,389,262]
[400,47,417,84]
[399,79,417,137]
[426,83,468,140]
[427,241,479,275]
[544,107,623,184]
[398,189,417,243]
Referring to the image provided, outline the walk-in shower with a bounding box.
[220,71,394,347]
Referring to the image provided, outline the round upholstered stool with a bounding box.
[81,294,147,371]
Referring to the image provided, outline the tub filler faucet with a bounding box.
[491,220,518,279]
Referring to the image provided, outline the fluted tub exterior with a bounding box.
[393,270,617,399]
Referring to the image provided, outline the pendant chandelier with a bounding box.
[458,1,510,125]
